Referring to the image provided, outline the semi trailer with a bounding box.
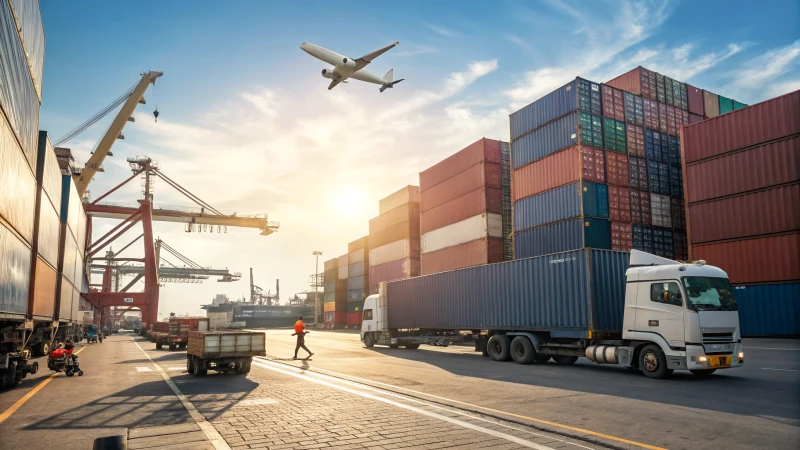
[360,249,743,379]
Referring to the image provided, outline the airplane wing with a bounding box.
[354,42,400,71]
[328,79,343,90]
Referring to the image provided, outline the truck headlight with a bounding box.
[738,351,744,363]
[697,356,708,364]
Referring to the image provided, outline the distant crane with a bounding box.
[250,268,279,306]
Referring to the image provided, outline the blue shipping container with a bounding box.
[632,225,654,253]
[514,218,611,259]
[511,112,604,169]
[669,166,683,198]
[386,249,630,334]
[347,275,366,291]
[652,227,674,259]
[514,181,609,231]
[348,262,365,278]
[510,77,602,141]
[667,135,680,167]
[348,289,365,304]
[645,129,665,163]
[734,283,799,337]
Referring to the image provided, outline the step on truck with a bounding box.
[186,331,266,376]
[360,249,743,379]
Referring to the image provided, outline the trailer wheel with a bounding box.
[187,357,195,374]
[404,344,420,350]
[196,359,208,377]
[510,336,536,364]
[639,344,672,379]
[553,356,579,365]
[156,342,162,350]
[487,335,511,362]
[690,369,716,378]
[240,359,252,374]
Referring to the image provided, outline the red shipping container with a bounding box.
[369,202,420,234]
[420,138,502,191]
[682,90,800,164]
[421,237,503,275]
[605,66,657,101]
[512,146,604,201]
[666,105,678,136]
[688,184,800,244]
[369,258,420,292]
[422,162,501,212]
[613,88,625,121]
[679,109,690,128]
[602,85,625,121]
[370,220,420,249]
[611,222,633,251]
[643,98,659,130]
[606,152,629,187]
[671,197,686,230]
[685,135,800,203]
[421,187,501,234]
[686,84,704,116]
[658,103,668,134]
[608,186,632,222]
[626,125,645,158]
[324,311,347,325]
[629,190,652,225]
[689,113,704,124]
[690,232,800,284]
[347,312,362,326]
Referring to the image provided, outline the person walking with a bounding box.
[292,316,313,360]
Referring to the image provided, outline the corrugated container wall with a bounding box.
[513,182,609,231]
[1,112,37,244]
[512,111,605,169]
[422,213,502,254]
[512,145,605,201]
[509,78,601,141]
[369,239,420,267]
[30,256,55,318]
[323,258,338,273]
[691,233,800,284]
[8,0,45,101]
[347,235,369,254]
[421,237,504,275]
[420,138,501,190]
[0,223,32,316]
[734,283,799,337]
[378,186,420,215]
[514,218,611,258]
[368,258,419,293]
[420,162,501,212]
[421,187,501,234]
[337,254,349,280]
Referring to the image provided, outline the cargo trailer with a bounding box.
[186,331,266,376]
[155,317,210,350]
[360,249,743,379]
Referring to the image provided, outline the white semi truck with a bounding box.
[361,250,743,379]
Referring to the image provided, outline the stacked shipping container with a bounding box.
[346,236,369,326]
[322,258,345,326]
[419,138,511,274]
[682,90,800,337]
[368,186,421,291]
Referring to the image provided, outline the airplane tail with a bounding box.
[384,69,393,83]
[380,69,404,92]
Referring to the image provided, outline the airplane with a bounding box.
[300,41,405,92]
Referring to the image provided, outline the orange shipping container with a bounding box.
[421,237,503,275]
[606,152,629,187]
[690,232,800,284]
[421,162,501,212]
[420,138,502,191]
[31,257,57,318]
[324,302,335,312]
[421,187,502,235]
[512,146,604,202]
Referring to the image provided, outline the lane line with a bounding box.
[761,368,798,372]
[252,360,556,450]
[257,356,665,450]
[743,347,800,351]
[131,338,231,450]
[0,346,86,424]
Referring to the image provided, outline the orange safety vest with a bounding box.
[294,320,305,334]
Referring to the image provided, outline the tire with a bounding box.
[486,335,511,362]
[639,344,672,379]
[534,355,552,364]
[196,359,208,377]
[509,336,536,364]
[156,342,162,350]
[553,355,579,365]
[66,370,74,377]
[404,344,420,350]
[241,359,251,374]
[690,369,717,378]
[364,334,375,348]
[169,344,177,351]
[187,357,195,374]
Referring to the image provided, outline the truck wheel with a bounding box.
[241,359,252,374]
[553,356,579,365]
[534,355,551,364]
[690,369,716,378]
[169,344,177,351]
[364,334,375,348]
[156,342,162,350]
[639,344,672,379]
[196,359,208,377]
[510,336,536,364]
[34,341,51,357]
[487,335,511,362]
[404,344,420,350]
[187,357,195,374]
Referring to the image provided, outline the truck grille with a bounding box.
[703,332,734,343]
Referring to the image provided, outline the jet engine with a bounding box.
[321,68,340,79]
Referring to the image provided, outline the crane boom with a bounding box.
[74,70,163,196]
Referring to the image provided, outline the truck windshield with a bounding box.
[681,277,737,311]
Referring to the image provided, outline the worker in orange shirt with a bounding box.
[292,316,313,360]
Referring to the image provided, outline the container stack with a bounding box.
[56,172,88,324]
[322,257,346,327]
[346,236,369,326]
[368,186,421,292]
[682,90,800,338]
[510,78,614,258]
[419,138,511,274]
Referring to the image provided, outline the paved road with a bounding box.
[257,329,800,450]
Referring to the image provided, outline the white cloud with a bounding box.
[423,22,460,38]
[765,79,800,99]
[732,40,800,89]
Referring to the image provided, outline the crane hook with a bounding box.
[153,109,160,122]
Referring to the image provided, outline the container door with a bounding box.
[636,281,685,348]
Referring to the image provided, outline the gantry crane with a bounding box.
[250,268,279,306]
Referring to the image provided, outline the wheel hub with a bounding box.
[643,351,658,371]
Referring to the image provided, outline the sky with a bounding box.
[38,0,800,317]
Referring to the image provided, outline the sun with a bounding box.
[332,186,367,217]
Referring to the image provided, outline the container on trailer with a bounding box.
[511,112,603,169]
[514,218,611,258]
[718,95,734,115]
[606,152,629,187]
[732,100,747,111]
[601,85,625,121]
[348,261,365,278]
[608,186,631,222]
[420,138,502,189]
[421,162,501,212]
[509,78,602,141]
[703,91,720,118]
[337,254,349,280]
[36,198,60,268]
[690,232,800,284]
[421,237,504,275]
[626,124,645,158]
[379,186,420,215]
[643,98,659,130]
[682,90,800,164]
[603,118,627,153]
[187,331,266,358]
[348,235,369,254]
[513,181,608,231]
[733,283,799,337]
[688,184,800,244]
[30,256,56,319]
[0,224,32,317]
[629,190,652,225]
[422,213,502,254]
[632,224,654,253]
[368,258,419,293]
[57,276,74,321]
[627,157,648,191]
[370,220,420,249]
[605,66,657,100]
[421,187,502,234]
[36,133,63,214]
[369,202,420,233]
[623,91,644,126]
[512,145,605,201]
[611,222,633,251]
[324,258,338,272]
[369,239,420,267]
[670,197,686,231]
[7,0,45,100]
[1,114,37,244]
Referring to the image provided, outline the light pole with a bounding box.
[313,250,322,328]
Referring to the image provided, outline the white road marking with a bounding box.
[136,366,152,372]
[744,346,800,351]
[131,338,231,450]
[252,359,560,450]
[761,367,799,372]
[167,367,185,371]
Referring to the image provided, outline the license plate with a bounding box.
[708,356,731,368]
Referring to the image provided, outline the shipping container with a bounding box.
[378,186,420,215]
[349,248,365,265]
[421,237,503,275]
[514,218,610,259]
[512,145,604,201]
[626,124,645,158]
[323,301,335,313]
[36,199,60,268]
[733,283,799,337]
[421,187,501,234]
[656,74,666,103]
[718,95,734,115]
[632,224,654,253]
[685,135,800,203]
[369,202,420,233]
[421,162,501,212]
[674,231,688,260]
[1,112,37,244]
[682,90,800,164]
[643,98,659,130]
[605,66,657,100]
[36,132,62,214]
[60,225,78,286]
[348,235,369,254]
[0,223,32,316]
[347,275,366,292]
[703,90,720,118]
[422,213,502,254]
[627,156,648,191]
[650,193,672,228]
[369,258,420,293]
[657,103,668,134]
[421,138,502,190]
[603,118,627,153]
[732,100,747,111]
[623,91,644,127]
[647,161,670,196]
[60,175,82,239]
[601,85,625,121]
[30,256,55,319]
[347,312,362,326]
[690,232,800,284]
[629,189,652,225]
[370,220,419,249]
[348,261,365,278]
[57,276,74,321]
[608,186,631,222]
[338,254,349,280]
[666,135,681,168]
[669,166,683,199]
[510,78,602,141]
[670,197,686,230]
[611,222,633,251]
[348,289,365,304]
[513,181,609,231]
[689,113,704,124]
[323,279,347,293]
[688,184,800,243]
[653,227,675,259]
[664,75,674,106]
[666,105,678,136]
[324,257,338,272]
[645,128,665,163]
[369,239,420,267]
[606,152,629,187]
[511,112,603,169]
[8,0,45,100]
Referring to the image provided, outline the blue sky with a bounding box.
[39,0,800,316]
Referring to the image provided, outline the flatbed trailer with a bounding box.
[186,331,266,376]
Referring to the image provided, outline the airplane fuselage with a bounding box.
[301,42,388,85]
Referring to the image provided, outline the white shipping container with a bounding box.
[79,310,94,325]
[369,239,417,267]
[422,213,502,254]
[379,185,421,215]
[349,248,365,264]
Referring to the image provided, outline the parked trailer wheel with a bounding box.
[187,357,195,374]
[552,356,579,365]
[639,344,672,379]
[510,336,536,364]
[404,344,420,350]
[195,359,208,377]
[487,335,511,362]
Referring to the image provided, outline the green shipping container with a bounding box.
[603,118,627,154]
[719,95,734,114]
[732,100,747,110]
[579,112,603,148]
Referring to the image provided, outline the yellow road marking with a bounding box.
[0,346,86,424]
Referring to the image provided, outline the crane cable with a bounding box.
[53,80,139,146]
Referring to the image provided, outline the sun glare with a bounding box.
[333,186,367,217]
